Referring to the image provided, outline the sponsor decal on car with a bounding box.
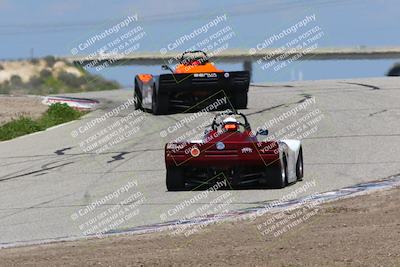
[216,141,225,150]
[241,147,253,153]
[193,73,217,78]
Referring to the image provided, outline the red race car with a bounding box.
[165,111,304,191]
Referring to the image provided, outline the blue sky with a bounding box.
[0,0,399,84]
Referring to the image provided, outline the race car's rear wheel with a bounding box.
[134,83,142,110]
[152,87,169,115]
[266,157,287,189]
[296,147,304,181]
[166,168,186,191]
[233,92,248,109]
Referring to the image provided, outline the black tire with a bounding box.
[134,84,142,110]
[166,168,185,191]
[233,92,248,109]
[296,148,304,181]
[267,157,287,189]
[387,64,400,76]
[152,86,169,115]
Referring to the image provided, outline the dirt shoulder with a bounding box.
[0,96,47,125]
[1,187,399,267]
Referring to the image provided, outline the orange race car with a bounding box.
[134,50,250,114]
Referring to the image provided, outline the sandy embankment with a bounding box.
[0,96,47,125]
[0,186,399,266]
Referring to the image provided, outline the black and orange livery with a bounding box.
[134,51,250,114]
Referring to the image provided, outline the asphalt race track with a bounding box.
[1,77,399,246]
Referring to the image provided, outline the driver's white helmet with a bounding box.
[222,116,239,124]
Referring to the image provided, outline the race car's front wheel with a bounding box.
[233,92,248,109]
[166,168,186,191]
[296,147,304,181]
[152,88,169,115]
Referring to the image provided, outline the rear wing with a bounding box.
[157,71,250,94]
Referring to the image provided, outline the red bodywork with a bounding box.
[165,129,280,169]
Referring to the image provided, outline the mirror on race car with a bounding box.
[256,128,269,136]
[161,64,173,73]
